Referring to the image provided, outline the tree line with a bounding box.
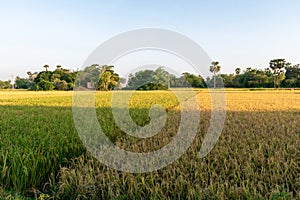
[212,59,300,88]
[4,58,300,91]
[12,64,121,91]
[15,65,77,90]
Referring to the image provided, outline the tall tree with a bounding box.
[283,64,300,87]
[56,65,62,70]
[182,72,205,88]
[0,80,11,89]
[97,65,119,91]
[269,59,287,88]
[99,71,112,91]
[43,65,50,72]
[235,68,241,75]
[126,69,156,89]
[15,76,32,89]
[152,67,169,88]
[126,68,171,90]
[209,61,221,88]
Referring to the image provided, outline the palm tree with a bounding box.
[43,65,50,72]
[209,61,221,88]
[269,59,286,88]
[235,68,241,75]
[56,65,62,70]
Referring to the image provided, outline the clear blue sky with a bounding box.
[0,0,299,80]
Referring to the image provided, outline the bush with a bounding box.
[54,80,68,91]
[136,83,167,90]
[37,80,54,91]
[67,83,74,90]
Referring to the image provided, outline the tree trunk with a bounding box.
[274,74,276,88]
[214,72,216,89]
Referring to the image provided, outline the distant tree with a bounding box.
[99,71,113,91]
[11,60,300,91]
[152,67,169,88]
[182,72,206,88]
[137,83,167,90]
[56,65,62,70]
[283,64,300,87]
[269,59,287,88]
[43,65,50,72]
[76,65,119,91]
[36,80,54,91]
[206,76,211,83]
[115,77,126,90]
[76,64,102,89]
[27,71,38,82]
[54,80,68,90]
[34,71,52,83]
[0,80,11,89]
[97,65,120,91]
[126,68,162,90]
[235,68,241,75]
[221,74,235,87]
[27,65,77,90]
[264,68,272,76]
[15,76,32,89]
[209,61,221,88]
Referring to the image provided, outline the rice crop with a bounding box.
[0,89,299,199]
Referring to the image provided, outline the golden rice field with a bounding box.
[0,89,299,199]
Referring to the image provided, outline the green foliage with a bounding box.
[282,64,300,87]
[235,68,241,75]
[229,68,273,88]
[181,72,206,88]
[124,62,300,89]
[209,61,221,88]
[2,59,300,91]
[0,80,11,89]
[206,75,223,88]
[54,80,68,90]
[24,65,77,91]
[126,69,160,90]
[136,82,167,90]
[126,67,206,90]
[220,74,235,87]
[207,59,299,88]
[269,59,288,88]
[97,66,120,91]
[76,64,120,91]
[15,77,33,89]
[36,80,54,91]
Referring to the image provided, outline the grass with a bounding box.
[0,89,299,199]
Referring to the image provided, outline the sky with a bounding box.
[0,0,299,80]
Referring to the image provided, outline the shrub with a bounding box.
[136,83,167,90]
